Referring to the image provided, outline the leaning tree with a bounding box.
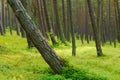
[7,0,65,74]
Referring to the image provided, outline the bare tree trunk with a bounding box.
[85,0,89,44]
[40,0,49,39]
[114,0,120,42]
[67,0,76,56]
[1,0,5,34]
[20,0,34,48]
[0,11,4,35]
[66,0,71,41]
[62,0,67,40]
[97,0,102,45]
[36,0,46,38]
[87,0,103,56]
[15,18,20,36]
[42,0,57,45]
[52,0,65,43]
[7,0,64,74]
[113,0,117,48]
[0,0,4,35]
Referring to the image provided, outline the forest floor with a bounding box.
[0,31,120,80]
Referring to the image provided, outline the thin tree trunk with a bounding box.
[67,0,76,56]
[2,0,5,34]
[85,0,89,44]
[36,0,46,37]
[114,0,120,42]
[40,0,49,39]
[42,0,57,45]
[52,0,65,43]
[87,0,103,56]
[0,11,4,35]
[66,0,71,41]
[20,0,34,48]
[62,0,67,40]
[15,18,20,36]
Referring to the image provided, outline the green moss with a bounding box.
[0,30,120,80]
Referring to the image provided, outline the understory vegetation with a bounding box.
[0,31,120,80]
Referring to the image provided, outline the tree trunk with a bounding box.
[39,0,49,39]
[15,18,20,36]
[87,0,103,56]
[2,0,5,34]
[114,0,120,42]
[85,0,89,44]
[62,0,67,40]
[0,13,4,35]
[20,0,34,48]
[52,0,65,43]
[42,0,57,45]
[67,0,76,56]
[36,0,46,38]
[7,0,64,74]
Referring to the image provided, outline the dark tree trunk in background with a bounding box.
[87,0,103,56]
[85,0,89,44]
[101,0,106,45]
[15,18,20,36]
[0,10,4,35]
[7,3,13,35]
[42,0,57,45]
[114,0,120,42]
[2,0,6,34]
[20,0,34,48]
[5,5,8,28]
[40,0,49,39]
[20,27,26,38]
[113,0,117,48]
[97,0,102,45]
[108,0,112,45]
[36,0,46,38]
[52,0,65,44]
[7,0,64,74]
[67,0,76,56]
[62,0,67,40]
[66,0,71,41]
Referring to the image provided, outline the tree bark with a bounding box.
[87,0,103,56]
[67,0,76,56]
[2,0,5,34]
[20,0,34,48]
[114,0,120,42]
[62,0,67,40]
[7,0,64,74]
[42,0,57,45]
[52,0,65,43]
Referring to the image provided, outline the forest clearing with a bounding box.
[1,0,120,80]
[0,31,120,80]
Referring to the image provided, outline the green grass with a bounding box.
[0,31,120,80]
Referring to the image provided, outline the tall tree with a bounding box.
[20,0,34,48]
[42,0,57,45]
[85,0,89,44]
[114,0,120,42]
[7,0,65,74]
[67,0,76,56]
[36,0,47,38]
[62,0,67,40]
[87,0,103,56]
[1,0,5,34]
[66,0,71,41]
[0,8,4,35]
[52,0,65,43]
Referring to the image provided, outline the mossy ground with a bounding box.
[0,31,120,80]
